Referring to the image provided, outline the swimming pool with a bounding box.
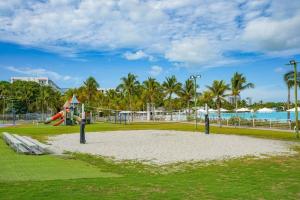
[202,112,295,121]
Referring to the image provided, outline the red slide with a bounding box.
[53,118,64,126]
[45,111,64,124]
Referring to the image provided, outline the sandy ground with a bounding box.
[48,130,295,164]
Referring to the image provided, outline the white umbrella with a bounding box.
[287,107,300,112]
[236,108,250,112]
[257,107,274,113]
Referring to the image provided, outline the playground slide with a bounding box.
[53,118,64,126]
[45,111,64,124]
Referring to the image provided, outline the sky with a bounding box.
[0,0,300,102]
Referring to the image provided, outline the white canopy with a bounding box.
[197,108,206,113]
[120,111,132,114]
[136,111,147,114]
[208,108,217,112]
[220,108,228,112]
[236,108,250,112]
[257,107,274,113]
[287,107,300,112]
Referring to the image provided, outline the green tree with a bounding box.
[117,73,140,111]
[162,75,182,120]
[207,80,230,127]
[178,79,195,116]
[231,72,254,111]
[284,71,300,120]
[83,76,99,107]
[142,77,161,108]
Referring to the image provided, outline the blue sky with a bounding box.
[0,0,300,102]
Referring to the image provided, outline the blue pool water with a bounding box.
[201,112,296,121]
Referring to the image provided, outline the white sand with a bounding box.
[48,130,295,164]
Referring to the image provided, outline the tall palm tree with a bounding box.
[231,72,254,111]
[84,76,99,107]
[162,75,182,120]
[284,71,300,120]
[179,79,195,117]
[207,80,230,127]
[117,73,139,111]
[143,77,161,107]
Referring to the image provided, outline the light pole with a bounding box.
[190,75,201,130]
[286,60,299,138]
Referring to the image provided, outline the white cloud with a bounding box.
[123,50,153,61]
[6,66,76,82]
[0,0,299,67]
[242,84,286,102]
[149,65,163,76]
[241,15,300,54]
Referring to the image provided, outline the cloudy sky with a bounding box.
[0,0,299,102]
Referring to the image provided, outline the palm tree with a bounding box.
[162,75,182,120]
[207,80,230,127]
[284,71,300,120]
[231,72,254,111]
[117,73,139,111]
[179,79,195,117]
[84,76,99,106]
[143,77,161,106]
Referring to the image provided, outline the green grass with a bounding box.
[0,122,300,199]
[0,121,298,141]
[0,139,119,182]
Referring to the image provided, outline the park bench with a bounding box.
[2,132,49,155]
[2,132,30,154]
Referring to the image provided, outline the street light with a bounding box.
[286,60,299,139]
[190,74,201,130]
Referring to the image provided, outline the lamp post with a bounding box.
[286,60,299,138]
[190,75,201,130]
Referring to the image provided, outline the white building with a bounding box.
[10,77,61,91]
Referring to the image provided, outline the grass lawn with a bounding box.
[0,121,298,141]
[0,122,300,199]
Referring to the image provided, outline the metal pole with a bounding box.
[190,75,201,130]
[194,77,197,129]
[293,62,299,138]
[80,104,86,144]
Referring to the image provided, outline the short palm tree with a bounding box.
[207,80,230,127]
[231,72,254,111]
[117,73,140,111]
[162,75,182,120]
[179,79,195,117]
[284,71,300,120]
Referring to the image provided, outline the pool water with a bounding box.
[202,112,295,121]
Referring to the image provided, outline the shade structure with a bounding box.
[257,107,274,113]
[236,108,250,112]
[197,108,206,113]
[208,108,217,112]
[287,107,300,112]
[70,94,80,104]
[220,108,228,112]
[120,111,132,114]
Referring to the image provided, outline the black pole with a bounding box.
[80,104,86,144]
[205,114,209,134]
[80,118,86,144]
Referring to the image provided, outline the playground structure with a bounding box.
[45,95,87,126]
